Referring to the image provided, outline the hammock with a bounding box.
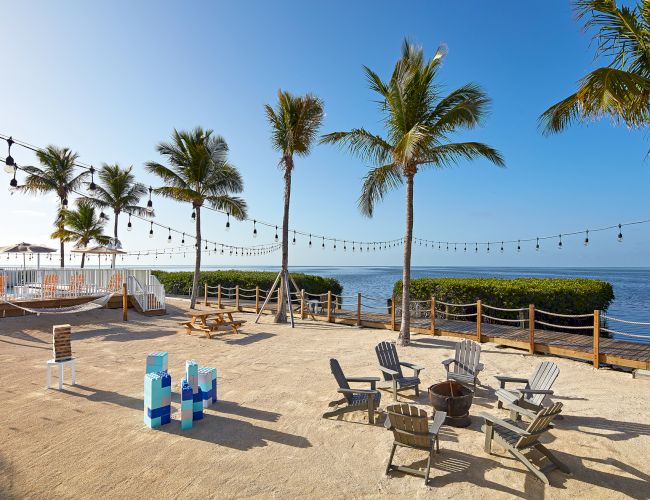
[1,293,115,316]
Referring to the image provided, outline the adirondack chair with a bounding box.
[385,403,447,485]
[375,341,424,401]
[481,402,569,485]
[441,339,484,388]
[323,358,381,424]
[495,361,560,419]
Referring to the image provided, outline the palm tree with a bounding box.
[265,90,324,323]
[146,128,247,309]
[82,163,149,267]
[321,40,504,345]
[540,0,650,135]
[19,145,88,268]
[52,203,111,268]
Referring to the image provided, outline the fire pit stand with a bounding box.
[428,381,474,428]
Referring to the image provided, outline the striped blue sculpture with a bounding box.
[146,352,168,374]
[185,360,203,421]
[144,371,171,428]
[180,381,193,430]
[198,367,214,409]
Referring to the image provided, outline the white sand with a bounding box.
[0,298,648,499]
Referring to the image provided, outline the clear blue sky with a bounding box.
[1,0,648,267]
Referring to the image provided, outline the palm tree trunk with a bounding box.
[275,161,292,323]
[111,212,119,269]
[190,205,201,309]
[399,173,415,346]
[81,252,85,269]
[58,203,65,268]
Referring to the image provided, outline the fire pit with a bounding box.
[428,381,474,427]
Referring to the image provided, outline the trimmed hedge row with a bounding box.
[394,277,614,314]
[153,270,342,296]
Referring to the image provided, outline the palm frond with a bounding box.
[206,195,248,220]
[320,129,392,165]
[420,142,505,168]
[357,164,402,217]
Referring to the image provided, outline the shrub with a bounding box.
[394,277,614,314]
[153,270,342,296]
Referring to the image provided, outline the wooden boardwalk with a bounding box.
[217,298,650,371]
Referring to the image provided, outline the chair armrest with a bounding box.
[400,361,424,374]
[517,389,554,395]
[346,376,381,383]
[494,375,528,384]
[441,359,455,372]
[337,388,378,396]
[378,366,399,376]
[502,402,538,419]
[479,412,531,436]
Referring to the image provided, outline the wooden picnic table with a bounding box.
[179,308,246,338]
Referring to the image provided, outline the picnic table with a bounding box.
[179,308,246,338]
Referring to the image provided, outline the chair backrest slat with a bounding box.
[526,362,559,406]
[453,340,481,376]
[329,358,352,403]
[375,341,403,381]
[387,403,430,449]
[515,402,563,448]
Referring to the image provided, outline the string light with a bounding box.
[167,228,172,244]
[274,225,278,242]
[253,220,257,238]
[146,186,153,214]
[558,234,563,249]
[89,166,96,191]
[517,240,521,252]
[3,137,14,173]
[584,230,589,247]
[191,209,196,220]
[149,221,154,238]
[309,234,312,248]
[9,165,18,192]
[292,230,296,245]
[225,212,230,231]
[536,237,540,251]
[322,236,325,250]
[617,224,623,242]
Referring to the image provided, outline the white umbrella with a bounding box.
[71,244,126,269]
[0,242,57,269]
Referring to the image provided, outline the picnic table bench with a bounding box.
[179,308,246,338]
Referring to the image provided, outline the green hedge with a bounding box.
[394,277,614,314]
[153,270,342,296]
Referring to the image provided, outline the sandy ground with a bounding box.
[0,298,648,500]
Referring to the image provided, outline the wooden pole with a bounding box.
[235,285,240,311]
[445,304,449,320]
[255,286,260,313]
[300,289,305,320]
[327,291,332,322]
[122,282,128,322]
[593,310,600,369]
[391,295,396,331]
[204,283,208,306]
[357,292,361,326]
[430,297,436,334]
[528,304,535,354]
[217,285,222,308]
[476,300,482,342]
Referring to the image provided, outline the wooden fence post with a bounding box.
[300,289,305,320]
[476,300,482,342]
[430,297,436,334]
[217,285,222,308]
[204,283,208,306]
[445,304,449,320]
[122,282,128,322]
[528,304,535,354]
[391,295,396,331]
[255,286,260,313]
[593,310,600,369]
[357,292,362,326]
[235,285,240,311]
[327,291,332,322]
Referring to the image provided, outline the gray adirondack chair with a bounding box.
[385,404,447,485]
[495,361,560,419]
[323,358,381,424]
[375,341,424,401]
[481,402,569,485]
[441,339,484,388]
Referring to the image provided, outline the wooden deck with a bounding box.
[216,298,650,371]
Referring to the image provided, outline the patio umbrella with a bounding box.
[71,244,126,269]
[0,242,57,269]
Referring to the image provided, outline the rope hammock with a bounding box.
[0,293,115,316]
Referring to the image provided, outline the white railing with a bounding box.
[126,274,165,312]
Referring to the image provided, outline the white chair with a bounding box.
[47,358,76,389]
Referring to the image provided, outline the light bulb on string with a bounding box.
[253,220,257,238]
[309,234,312,248]
[352,242,355,252]
[487,242,490,253]
[322,237,325,250]
[181,233,185,244]
[167,228,172,244]
[149,221,154,238]
[275,226,278,242]
[146,186,153,214]
[343,240,347,251]
[191,209,196,220]
[9,166,18,193]
[225,212,230,231]
[62,197,68,208]
[617,224,623,242]
[536,238,540,251]
[517,240,521,252]
[475,243,478,253]
[292,230,296,245]
[500,242,504,253]
[464,243,467,252]
[558,234,563,250]
[584,230,589,247]
[205,241,208,250]
[4,137,14,173]
[89,166,97,191]
[127,213,132,231]
[333,240,337,251]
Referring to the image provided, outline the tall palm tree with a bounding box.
[540,0,650,135]
[146,128,247,308]
[82,163,149,268]
[19,145,88,268]
[322,40,504,345]
[52,203,111,268]
[265,90,324,323]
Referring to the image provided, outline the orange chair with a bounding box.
[0,275,6,299]
[106,273,123,292]
[44,274,58,298]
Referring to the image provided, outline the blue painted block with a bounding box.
[161,414,171,425]
[181,382,193,401]
[144,415,162,428]
[193,410,203,420]
[181,419,192,430]
[147,406,171,419]
[212,379,217,403]
[193,387,203,403]
[160,372,171,388]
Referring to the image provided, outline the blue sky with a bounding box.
[1,0,648,267]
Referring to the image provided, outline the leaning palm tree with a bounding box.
[19,146,88,268]
[540,0,650,135]
[322,40,504,345]
[82,163,149,268]
[265,90,324,323]
[146,128,247,309]
[52,203,111,268]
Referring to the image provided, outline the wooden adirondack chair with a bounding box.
[481,402,569,485]
[441,339,484,388]
[495,361,560,419]
[323,358,381,424]
[0,274,6,299]
[385,404,447,485]
[375,341,424,401]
